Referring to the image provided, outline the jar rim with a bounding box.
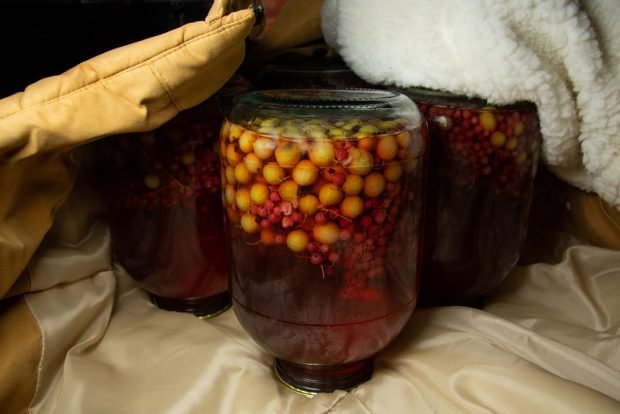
[233,88,421,113]
[400,86,537,113]
[228,88,424,131]
[258,63,355,76]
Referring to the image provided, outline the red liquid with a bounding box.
[417,102,541,305]
[229,223,418,365]
[221,120,426,368]
[104,105,230,314]
[109,193,227,301]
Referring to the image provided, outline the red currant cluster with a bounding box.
[108,113,222,209]
[419,103,540,196]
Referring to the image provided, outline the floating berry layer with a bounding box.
[104,104,229,306]
[413,98,541,305]
[111,111,221,210]
[221,116,426,363]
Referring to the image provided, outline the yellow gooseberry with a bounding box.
[253,137,276,160]
[383,162,403,182]
[240,213,260,234]
[299,194,319,215]
[359,124,379,134]
[479,112,497,131]
[279,179,299,201]
[244,152,263,174]
[364,172,386,197]
[292,160,319,186]
[235,187,251,211]
[376,135,398,161]
[262,162,285,184]
[287,230,309,252]
[238,131,257,153]
[340,196,364,218]
[308,129,328,140]
[396,130,412,148]
[308,141,336,166]
[234,163,252,184]
[313,222,339,245]
[250,182,269,205]
[328,127,346,137]
[513,121,525,136]
[225,165,236,185]
[260,118,279,128]
[220,119,231,141]
[342,174,364,195]
[357,136,377,151]
[229,123,243,140]
[319,183,343,206]
[490,131,507,147]
[144,174,160,189]
[226,143,243,165]
[224,184,236,206]
[346,148,373,175]
[505,137,519,150]
[275,141,302,167]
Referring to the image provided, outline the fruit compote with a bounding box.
[221,89,427,393]
[403,88,541,306]
[103,77,250,317]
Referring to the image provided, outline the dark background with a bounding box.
[0,1,214,98]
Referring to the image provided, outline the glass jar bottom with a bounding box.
[150,291,231,319]
[274,358,373,395]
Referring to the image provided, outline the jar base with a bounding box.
[274,358,373,395]
[417,294,484,308]
[150,291,231,319]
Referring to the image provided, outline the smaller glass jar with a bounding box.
[221,89,427,393]
[402,88,541,306]
[100,75,250,318]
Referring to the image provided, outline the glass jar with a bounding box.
[220,89,427,393]
[402,88,541,306]
[100,75,250,318]
[254,54,371,90]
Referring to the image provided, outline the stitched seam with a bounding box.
[24,295,46,414]
[149,64,181,111]
[0,14,250,122]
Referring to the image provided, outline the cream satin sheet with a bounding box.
[23,181,620,414]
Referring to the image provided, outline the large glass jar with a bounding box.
[101,76,250,318]
[402,88,541,306]
[220,89,427,393]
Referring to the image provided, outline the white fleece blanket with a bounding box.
[321,0,620,209]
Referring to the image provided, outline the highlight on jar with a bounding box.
[219,89,428,394]
[403,88,541,306]
[100,100,232,318]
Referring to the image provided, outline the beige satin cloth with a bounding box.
[23,186,620,413]
[3,0,620,411]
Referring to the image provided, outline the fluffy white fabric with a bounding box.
[322,0,620,209]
